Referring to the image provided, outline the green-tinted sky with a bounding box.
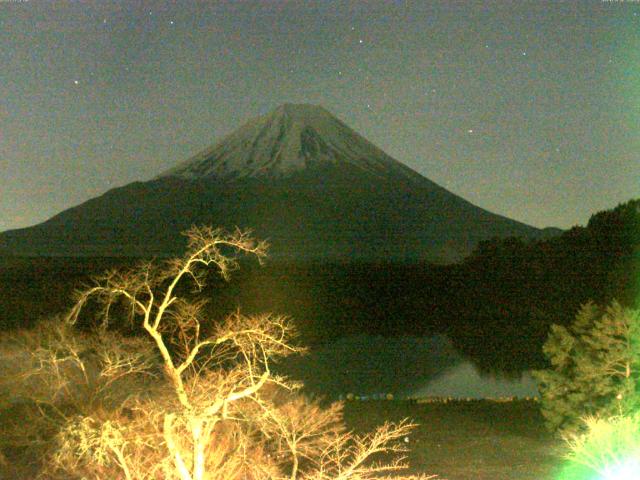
[1,0,638,231]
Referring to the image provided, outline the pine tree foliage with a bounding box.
[534,300,640,434]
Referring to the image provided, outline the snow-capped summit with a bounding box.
[159,103,421,182]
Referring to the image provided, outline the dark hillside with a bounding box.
[1,200,636,377]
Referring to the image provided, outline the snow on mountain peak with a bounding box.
[158,103,422,182]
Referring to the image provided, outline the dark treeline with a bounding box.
[1,199,637,375]
[0,256,129,330]
[202,199,638,373]
[445,198,639,373]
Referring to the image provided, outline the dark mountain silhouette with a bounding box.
[0,104,559,261]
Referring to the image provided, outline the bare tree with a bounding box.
[4,226,437,480]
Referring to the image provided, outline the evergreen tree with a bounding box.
[534,301,640,434]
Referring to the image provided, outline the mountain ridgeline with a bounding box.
[0,104,558,261]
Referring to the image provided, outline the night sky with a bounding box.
[1,0,638,233]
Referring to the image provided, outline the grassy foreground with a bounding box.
[343,399,565,480]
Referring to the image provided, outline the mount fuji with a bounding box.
[0,104,558,261]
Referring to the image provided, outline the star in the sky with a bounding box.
[467,129,474,133]
[73,80,79,85]
[522,51,527,56]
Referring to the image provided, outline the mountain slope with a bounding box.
[0,104,558,261]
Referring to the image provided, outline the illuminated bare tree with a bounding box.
[27,226,438,480]
[0,227,440,480]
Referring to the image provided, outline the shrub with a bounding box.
[559,414,640,480]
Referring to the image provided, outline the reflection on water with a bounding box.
[275,334,538,400]
[407,361,539,400]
